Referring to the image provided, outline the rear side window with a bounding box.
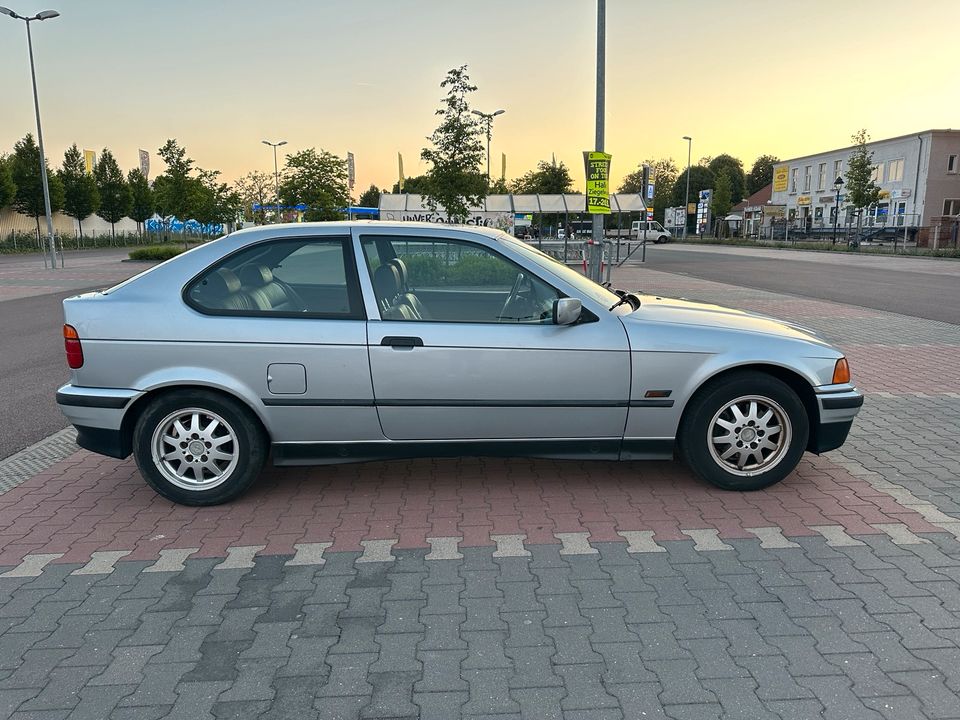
[185,237,364,319]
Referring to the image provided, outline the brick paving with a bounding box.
[1,263,959,719]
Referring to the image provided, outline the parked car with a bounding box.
[630,220,672,243]
[57,222,862,505]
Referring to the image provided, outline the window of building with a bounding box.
[803,166,811,192]
[944,199,960,216]
[790,168,797,193]
[871,164,884,183]
[949,155,958,173]
[887,158,904,182]
[818,163,826,191]
[833,160,842,182]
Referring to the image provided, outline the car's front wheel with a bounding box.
[679,372,808,491]
[133,390,267,505]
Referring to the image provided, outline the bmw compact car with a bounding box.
[57,222,863,505]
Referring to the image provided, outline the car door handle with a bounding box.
[381,336,423,349]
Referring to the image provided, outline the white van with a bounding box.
[630,220,671,244]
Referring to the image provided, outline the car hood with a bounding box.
[626,294,831,346]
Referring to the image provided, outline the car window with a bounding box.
[185,237,363,318]
[361,236,559,324]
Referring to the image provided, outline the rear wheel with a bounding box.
[133,390,267,505]
[679,372,808,490]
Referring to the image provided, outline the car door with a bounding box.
[354,228,631,442]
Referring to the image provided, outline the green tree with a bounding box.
[391,174,431,194]
[620,158,678,223]
[488,177,509,194]
[9,134,65,238]
[844,129,881,225]
[279,148,349,221]
[357,184,382,208]
[671,165,714,233]
[746,154,779,196]
[194,169,242,231]
[0,155,16,210]
[711,171,733,228]
[234,170,274,224]
[127,168,154,236]
[511,160,574,194]
[707,154,745,204]
[94,148,132,237]
[58,144,100,237]
[155,139,198,222]
[421,65,487,223]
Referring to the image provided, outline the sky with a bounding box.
[1,0,958,194]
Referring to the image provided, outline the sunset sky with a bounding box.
[2,0,958,194]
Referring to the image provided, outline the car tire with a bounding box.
[133,389,267,506]
[678,372,808,491]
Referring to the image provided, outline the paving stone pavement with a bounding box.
[1,264,959,719]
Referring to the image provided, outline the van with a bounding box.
[630,220,671,244]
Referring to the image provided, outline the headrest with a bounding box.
[203,267,242,296]
[388,257,407,286]
[238,264,273,287]
[373,263,401,300]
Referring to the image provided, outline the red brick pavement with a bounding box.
[0,449,942,568]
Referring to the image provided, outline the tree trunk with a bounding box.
[78,218,84,239]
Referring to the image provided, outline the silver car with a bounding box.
[57,222,862,505]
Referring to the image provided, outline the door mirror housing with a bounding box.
[553,298,582,325]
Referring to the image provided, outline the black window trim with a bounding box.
[182,234,367,321]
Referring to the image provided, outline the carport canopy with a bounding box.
[379,193,647,214]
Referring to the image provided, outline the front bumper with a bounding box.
[811,383,864,454]
[56,384,141,459]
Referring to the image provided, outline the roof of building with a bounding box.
[732,183,772,212]
[780,129,958,165]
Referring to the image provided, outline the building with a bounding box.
[769,129,960,236]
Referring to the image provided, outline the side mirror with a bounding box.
[553,298,582,325]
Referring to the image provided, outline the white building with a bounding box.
[770,129,960,234]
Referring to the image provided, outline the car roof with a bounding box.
[228,220,508,242]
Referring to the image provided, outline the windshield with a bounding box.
[497,232,623,308]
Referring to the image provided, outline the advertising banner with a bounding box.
[583,151,612,214]
[398,153,404,192]
[83,149,96,175]
[138,149,149,179]
[347,152,355,190]
[773,165,789,192]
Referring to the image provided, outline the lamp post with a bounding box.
[261,139,287,222]
[832,175,844,245]
[470,109,505,182]
[682,136,692,240]
[1,6,60,269]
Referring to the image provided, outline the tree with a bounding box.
[194,169,242,231]
[357,184,382,208]
[707,154,745,204]
[58,144,100,237]
[511,160,574,194]
[9,134,64,238]
[488,177,509,194]
[155,139,198,223]
[746,154,779,196]
[844,129,881,227]
[127,168,154,237]
[711,171,733,232]
[94,148,132,237]
[391,174,431,194]
[278,148,349,221]
[0,155,15,210]
[670,165,714,233]
[234,171,274,224]
[420,65,487,222]
[620,158,678,223]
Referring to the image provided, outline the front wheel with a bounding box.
[678,373,808,491]
[133,390,267,505]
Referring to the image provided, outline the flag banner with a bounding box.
[583,151,612,214]
[139,149,150,179]
[501,152,506,181]
[398,153,404,192]
[83,150,96,175]
[347,152,355,190]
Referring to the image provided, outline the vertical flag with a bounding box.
[347,152,356,191]
[398,153,404,192]
[501,153,506,182]
[138,149,150,180]
[83,150,96,174]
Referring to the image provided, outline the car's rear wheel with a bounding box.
[133,390,267,505]
[679,372,808,491]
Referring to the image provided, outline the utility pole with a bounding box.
[590,0,606,282]
[262,139,286,222]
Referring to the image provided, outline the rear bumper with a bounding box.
[57,384,140,459]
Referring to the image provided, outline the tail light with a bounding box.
[63,324,84,369]
[832,357,850,384]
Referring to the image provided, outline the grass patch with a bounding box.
[128,245,187,262]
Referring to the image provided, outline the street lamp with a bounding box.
[832,175,844,246]
[682,136,692,240]
[471,109,505,182]
[1,6,61,269]
[261,139,287,223]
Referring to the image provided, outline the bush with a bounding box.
[128,245,186,261]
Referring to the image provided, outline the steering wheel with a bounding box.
[498,271,527,322]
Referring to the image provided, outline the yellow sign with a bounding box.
[687,203,696,214]
[83,149,96,175]
[878,190,891,199]
[772,165,789,192]
[584,151,612,214]
[797,195,812,205]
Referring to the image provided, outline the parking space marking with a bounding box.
[144,547,199,573]
[285,542,332,567]
[681,528,734,551]
[746,526,801,549]
[809,525,866,547]
[425,536,463,561]
[491,534,531,558]
[72,550,131,575]
[872,523,932,546]
[213,545,264,570]
[0,552,64,578]
[357,539,397,563]
[617,530,666,553]
[554,532,599,555]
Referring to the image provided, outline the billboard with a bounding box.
[773,165,789,192]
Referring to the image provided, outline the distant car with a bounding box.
[631,220,672,243]
[57,222,862,505]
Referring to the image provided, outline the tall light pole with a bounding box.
[832,175,844,246]
[682,136,692,240]
[589,0,606,282]
[261,139,286,222]
[470,109,505,182]
[1,6,61,269]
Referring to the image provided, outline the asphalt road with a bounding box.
[643,245,960,324]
